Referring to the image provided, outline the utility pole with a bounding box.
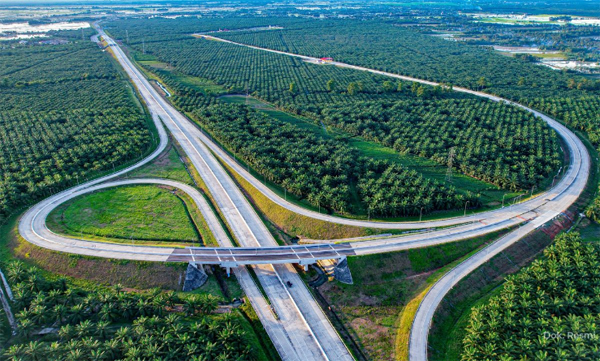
[446,147,455,183]
[142,38,146,54]
[126,30,129,44]
[81,28,84,41]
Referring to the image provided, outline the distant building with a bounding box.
[38,39,69,45]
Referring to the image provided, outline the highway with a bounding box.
[96,27,353,361]
[16,28,590,361]
[191,34,587,231]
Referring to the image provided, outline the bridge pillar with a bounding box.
[221,262,239,278]
[298,258,316,272]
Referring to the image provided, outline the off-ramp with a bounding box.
[17,29,590,361]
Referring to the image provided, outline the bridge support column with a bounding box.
[221,262,238,278]
[298,259,316,273]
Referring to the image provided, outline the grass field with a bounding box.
[128,144,194,184]
[138,58,227,95]
[48,185,202,244]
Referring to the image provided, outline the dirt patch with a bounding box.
[405,269,436,280]
[356,293,381,307]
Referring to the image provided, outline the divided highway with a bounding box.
[17,28,590,361]
[97,27,353,361]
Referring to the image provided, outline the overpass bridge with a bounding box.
[167,244,355,275]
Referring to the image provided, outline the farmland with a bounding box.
[1,4,598,361]
[106,18,563,217]
[2,261,266,361]
[0,38,155,225]
[460,233,600,360]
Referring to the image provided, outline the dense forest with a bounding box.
[196,104,476,216]
[0,39,153,224]
[114,28,562,194]
[461,233,600,360]
[1,261,257,360]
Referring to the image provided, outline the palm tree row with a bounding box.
[0,39,153,225]
[2,261,254,361]
[194,104,477,216]
[461,233,600,361]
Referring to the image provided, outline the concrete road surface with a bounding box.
[95,27,354,361]
[17,27,590,361]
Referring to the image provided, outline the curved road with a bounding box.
[17,28,590,361]
[100,27,353,361]
[192,35,588,231]
[195,36,589,361]
[20,178,348,360]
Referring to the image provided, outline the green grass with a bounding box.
[394,229,510,360]
[128,144,194,184]
[434,284,503,361]
[173,72,226,95]
[408,237,499,273]
[139,57,226,95]
[531,52,568,59]
[47,185,202,244]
